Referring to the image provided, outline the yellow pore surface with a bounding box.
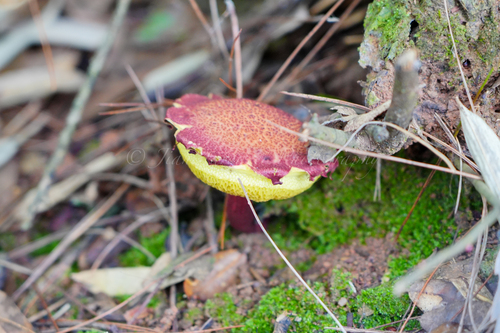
[177,142,319,202]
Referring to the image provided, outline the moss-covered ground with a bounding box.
[207,271,419,332]
[269,153,465,277]
[204,151,478,332]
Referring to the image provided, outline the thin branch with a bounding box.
[383,49,420,138]
[209,0,229,59]
[421,130,478,172]
[395,166,438,241]
[225,1,242,98]
[90,209,165,270]
[0,257,32,275]
[398,264,441,332]
[33,283,60,331]
[0,317,36,333]
[25,0,131,230]
[57,279,158,333]
[187,0,218,47]
[268,119,482,180]
[281,91,371,112]
[124,65,159,123]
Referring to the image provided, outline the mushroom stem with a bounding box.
[225,195,266,233]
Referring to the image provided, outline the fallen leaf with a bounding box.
[458,97,500,203]
[71,266,152,296]
[123,305,154,323]
[183,249,247,300]
[0,291,33,333]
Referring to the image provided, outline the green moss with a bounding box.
[113,293,162,310]
[244,281,335,332]
[355,285,418,328]
[412,0,469,68]
[269,153,458,277]
[31,239,60,257]
[364,0,412,60]
[362,0,500,88]
[205,293,244,331]
[475,15,500,65]
[366,91,381,107]
[134,11,175,43]
[239,269,418,332]
[119,228,169,267]
[186,307,203,320]
[0,232,16,252]
[147,293,164,309]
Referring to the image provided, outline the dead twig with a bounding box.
[33,283,60,331]
[394,205,500,295]
[0,317,35,333]
[269,119,482,180]
[56,279,158,333]
[398,265,441,332]
[187,0,218,48]
[395,165,438,241]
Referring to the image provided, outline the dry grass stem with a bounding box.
[268,119,482,180]
[442,0,475,113]
[398,265,441,332]
[90,209,165,270]
[281,91,371,112]
[187,0,218,47]
[258,0,346,101]
[225,1,242,98]
[33,283,60,331]
[28,0,56,90]
[57,279,158,333]
[238,178,347,333]
[279,0,361,95]
[209,0,230,59]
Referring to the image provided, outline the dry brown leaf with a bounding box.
[183,249,247,300]
[0,291,33,333]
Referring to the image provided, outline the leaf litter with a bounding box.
[0,0,499,332]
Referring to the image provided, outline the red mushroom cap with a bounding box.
[166,94,338,201]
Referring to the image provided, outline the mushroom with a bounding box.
[165,94,338,230]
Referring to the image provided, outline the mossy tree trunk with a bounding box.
[359,0,500,141]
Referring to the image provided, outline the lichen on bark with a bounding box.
[359,0,500,140]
